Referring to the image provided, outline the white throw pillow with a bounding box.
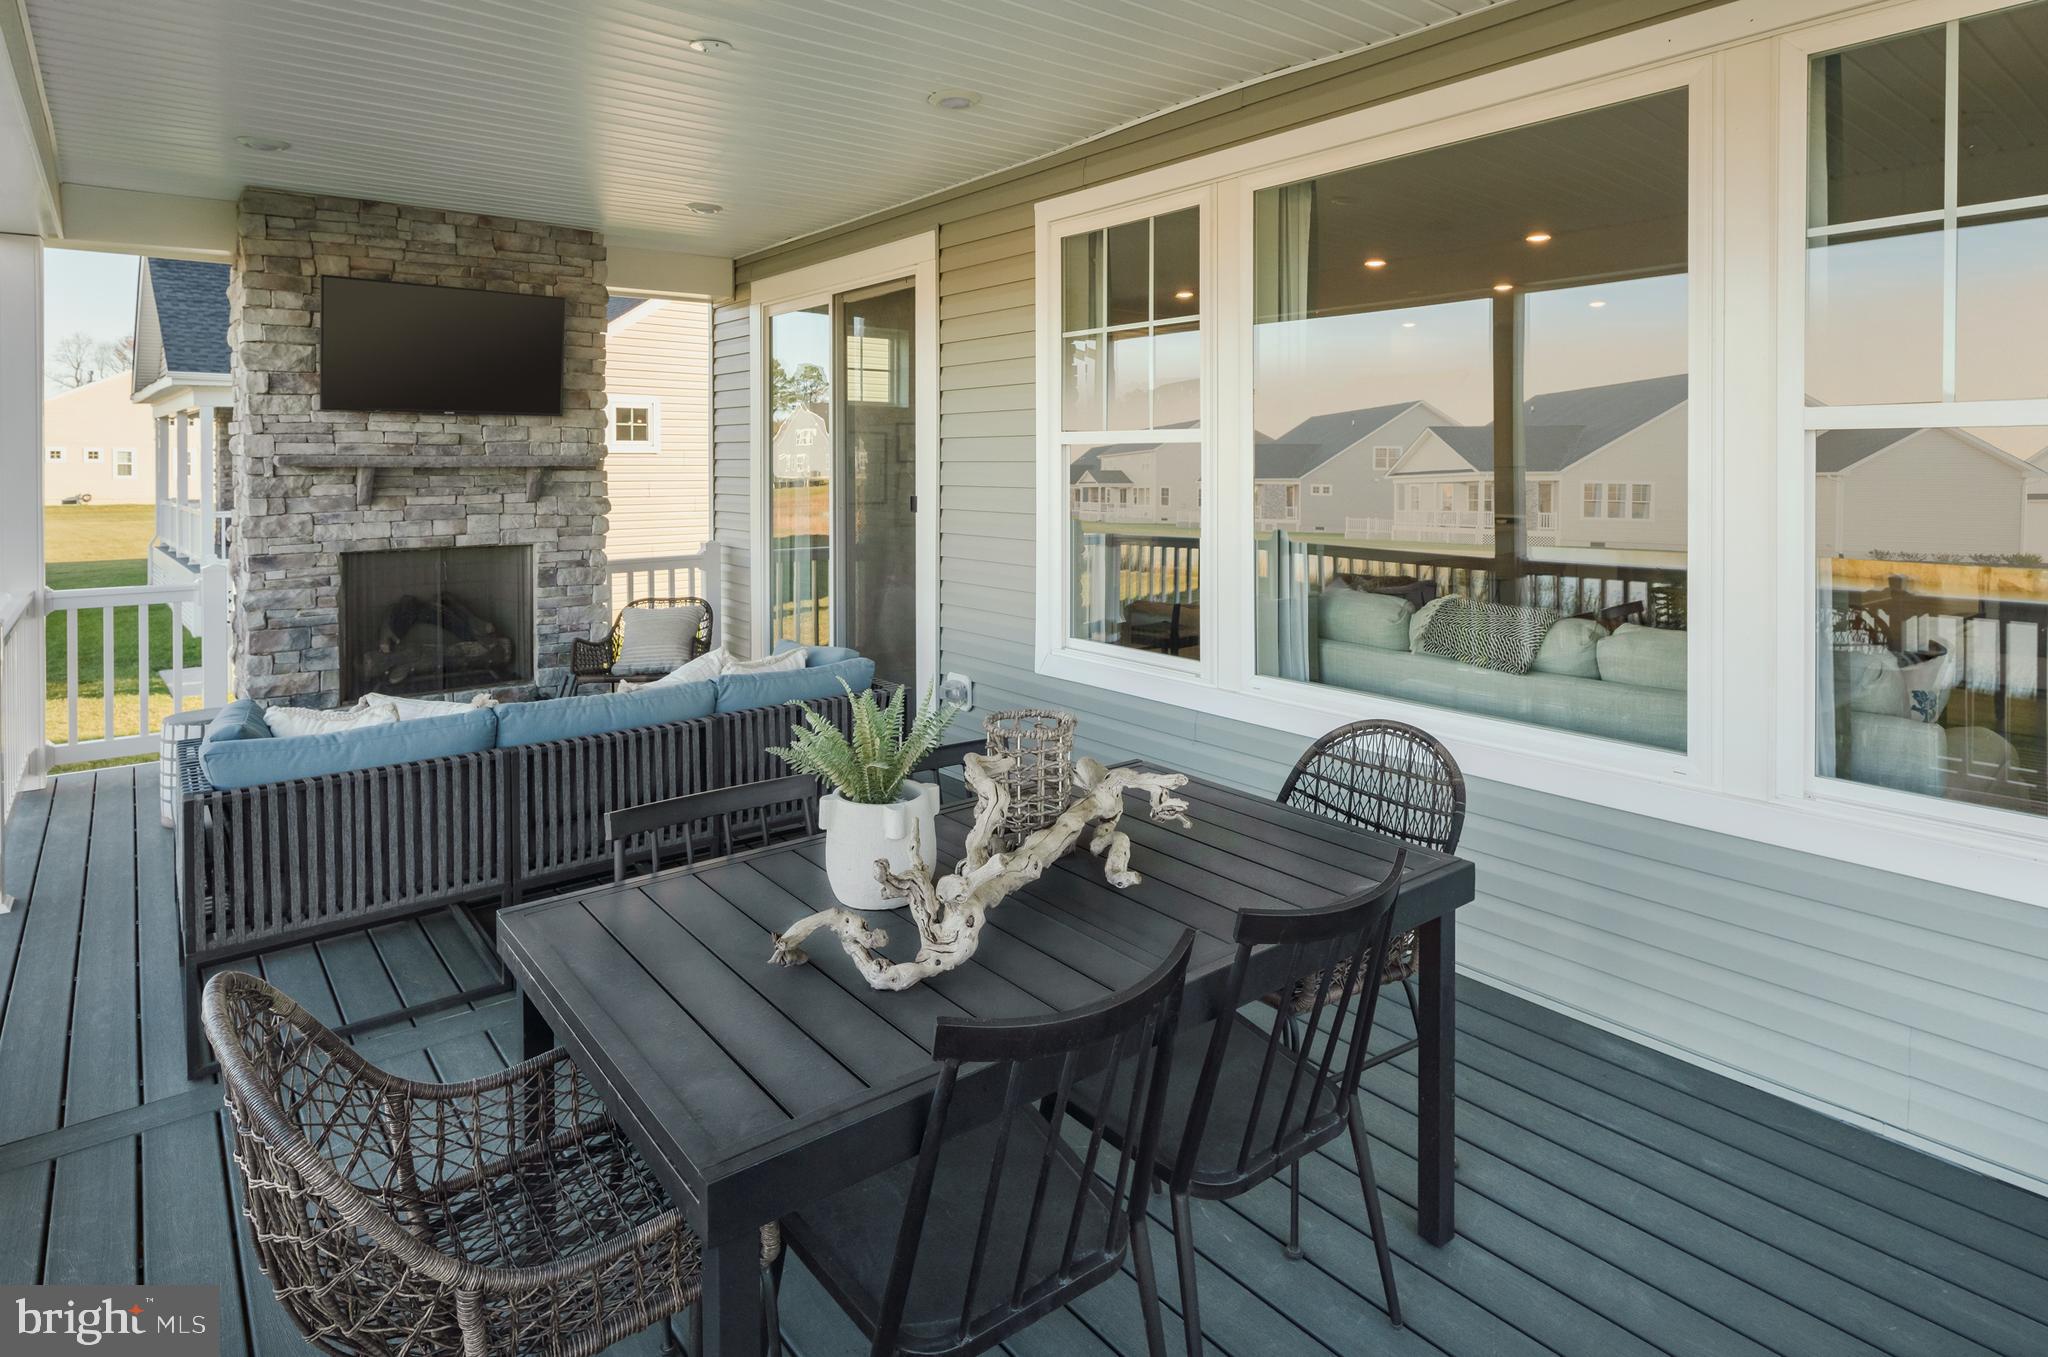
[361,691,498,721]
[645,646,730,688]
[615,605,707,674]
[263,703,401,739]
[725,647,808,675]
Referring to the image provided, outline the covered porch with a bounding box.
[7,764,2045,1357]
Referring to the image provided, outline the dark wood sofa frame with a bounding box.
[173,689,859,1077]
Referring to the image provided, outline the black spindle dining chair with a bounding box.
[781,931,1196,1357]
[1275,720,1464,1072]
[1066,857,1407,1353]
[605,773,818,883]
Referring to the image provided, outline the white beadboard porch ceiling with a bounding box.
[22,0,1506,257]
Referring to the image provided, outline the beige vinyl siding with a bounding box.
[712,296,753,657]
[603,301,711,562]
[713,0,2048,1192]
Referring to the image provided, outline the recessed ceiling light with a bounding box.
[235,135,291,153]
[1588,299,1607,308]
[1493,282,1515,293]
[1173,289,1195,301]
[928,89,982,111]
[687,37,733,53]
[1524,231,1552,244]
[1401,321,1417,328]
[685,202,724,216]
[1363,257,1387,270]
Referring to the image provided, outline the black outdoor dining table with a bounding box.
[496,763,1476,1357]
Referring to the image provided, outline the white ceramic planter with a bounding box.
[817,781,941,911]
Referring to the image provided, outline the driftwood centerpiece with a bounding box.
[769,755,1191,991]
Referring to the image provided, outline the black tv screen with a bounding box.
[319,277,565,415]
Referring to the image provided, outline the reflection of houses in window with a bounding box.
[1068,442,1199,525]
[1382,373,1689,552]
[1252,400,1449,532]
[1817,427,2048,560]
[772,404,832,481]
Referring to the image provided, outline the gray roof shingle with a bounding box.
[1400,373,1688,475]
[1254,401,1422,479]
[148,259,231,375]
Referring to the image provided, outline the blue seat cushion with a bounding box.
[715,657,878,713]
[200,706,499,791]
[494,680,717,748]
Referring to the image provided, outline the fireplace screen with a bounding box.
[341,545,534,700]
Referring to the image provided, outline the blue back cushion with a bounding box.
[200,707,499,791]
[203,697,272,745]
[773,641,864,668]
[493,680,717,748]
[714,656,877,713]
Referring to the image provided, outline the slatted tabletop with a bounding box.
[498,765,1475,1357]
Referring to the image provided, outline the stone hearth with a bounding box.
[228,188,610,706]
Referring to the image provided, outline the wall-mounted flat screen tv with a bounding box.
[319,276,565,415]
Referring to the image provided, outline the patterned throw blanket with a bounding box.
[1417,598,1560,675]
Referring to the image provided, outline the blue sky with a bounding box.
[44,247,139,386]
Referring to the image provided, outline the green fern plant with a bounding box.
[768,681,963,805]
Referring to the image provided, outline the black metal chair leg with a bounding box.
[686,1298,702,1357]
[1348,1097,1403,1328]
[761,1262,782,1357]
[1285,1160,1304,1260]
[1170,1190,1203,1357]
[1131,1211,1170,1357]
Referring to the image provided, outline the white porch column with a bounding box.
[174,411,191,557]
[196,400,219,562]
[153,414,170,547]
[0,232,47,909]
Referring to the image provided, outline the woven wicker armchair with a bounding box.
[203,971,779,1357]
[1273,720,1466,1017]
[566,596,714,695]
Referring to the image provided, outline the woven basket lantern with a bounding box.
[982,708,1077,843]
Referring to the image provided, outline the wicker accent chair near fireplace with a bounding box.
[566,596,714,695]
[203,971,784,1357]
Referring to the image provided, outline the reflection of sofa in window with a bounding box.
[1830,648,2015,801]
[1306,589,1687,750]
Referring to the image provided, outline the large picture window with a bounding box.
[1250,91,1690,750]
[1808,2,2048,820]
[1058,207,1203,660]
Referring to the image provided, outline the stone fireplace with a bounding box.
[340,545,535,701]
[227,188,610,706]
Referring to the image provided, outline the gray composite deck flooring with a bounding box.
[1,764,2045,1357]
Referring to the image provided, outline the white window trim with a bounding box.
[748,232,940,695]
[112,448,135,478]
[607,396,661,453]
[1025,0,2048,904]
[1035,185,1217,684]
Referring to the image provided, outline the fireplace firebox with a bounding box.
[340,546,535,701]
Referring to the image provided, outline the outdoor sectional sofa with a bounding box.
[172,646,876,1075]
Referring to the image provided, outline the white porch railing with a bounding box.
[158,499,234,565]
[608,542,725,642]
[0,589,40,911]
[40,564,232,766]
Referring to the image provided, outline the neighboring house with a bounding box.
[1387,373,1690,553]
[42,372,156,504]
[133,257,233,584]
[1817,427,2048,560]
[1252,400,1449,533]
[1068,442,1200,525]
[603,297,713,563]
[772,403,831,482]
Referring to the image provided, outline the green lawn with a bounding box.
[44,504,205,770]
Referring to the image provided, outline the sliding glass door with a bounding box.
[765,279,920,688]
